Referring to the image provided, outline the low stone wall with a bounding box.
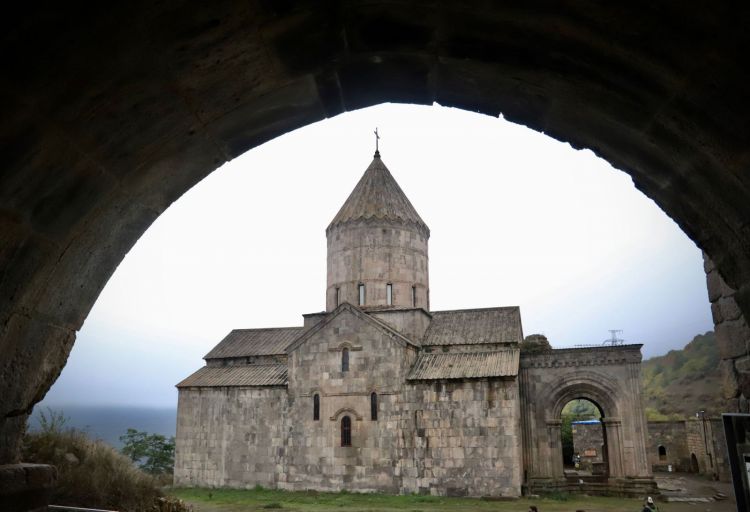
[646,419,731,481]
[647,421,690,472]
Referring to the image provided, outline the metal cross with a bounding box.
[374,127,380,153]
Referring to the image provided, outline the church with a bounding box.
[174,149,655,497]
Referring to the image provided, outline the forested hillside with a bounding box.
[641,331,722,418]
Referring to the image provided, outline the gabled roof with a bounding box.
[327,154,429,235]
[176,364,287,387]
[407,349,520,380]
[423,307,523,346]
[204,327,305,359]
[286,302,420,353]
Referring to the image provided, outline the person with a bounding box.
[641,496,658,511]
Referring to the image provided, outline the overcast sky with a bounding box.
[42,103,713,408]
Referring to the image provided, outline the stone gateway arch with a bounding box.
[2,2,750,509]
[520,346,653,494]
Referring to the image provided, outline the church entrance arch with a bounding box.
[519,346,655,495]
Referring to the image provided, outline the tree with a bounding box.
[120,428,175,475]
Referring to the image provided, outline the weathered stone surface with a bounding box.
[520,345,651,484]
[735,356,750,398]
[715,320,750,360]
[0,463,56,512]
[648,421,691,472]
[719,359,740,400]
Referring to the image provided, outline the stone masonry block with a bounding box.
[735,356,750,398]
[720,359,740,399]
[715,320,750,359]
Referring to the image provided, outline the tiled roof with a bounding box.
[176,365,287,387]
[407,350,520,380]
[204,327,304,359]
[327,155,429,234]
[423,307,522,346]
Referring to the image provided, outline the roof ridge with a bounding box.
[430,306,520,314]
[215,362,287,366]
[424,349,519,355]
[231,326,304,332]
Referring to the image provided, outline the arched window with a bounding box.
[386,284,392,305]
[358,284,365,305]
[658,445,667,461]
[341,416,352,446]
[371,392,378,421]
[341,348,349,372]
[412,285,417,307]
[313,393,320,421]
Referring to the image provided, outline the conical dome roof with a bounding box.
[327,153,429,235]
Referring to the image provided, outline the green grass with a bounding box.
[169,487,650,512]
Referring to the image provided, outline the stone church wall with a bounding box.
[283,307,418,493]
[174,386,287,488]
[398,379,522,497]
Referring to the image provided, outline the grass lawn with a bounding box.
[169,487,660,512]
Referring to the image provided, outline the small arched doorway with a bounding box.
[690,453,700,473]
[658,445,667,462]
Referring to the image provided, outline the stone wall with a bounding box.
[326,221,429,311]
[704,255,750,413]
[369,309,432,343]
[397,379,522,497]
[284,306,417,493]
[520,345,651,484]
[645,419,730,480]
[646,421,690,472]
[571,422,604,468]
[174,386,287,488]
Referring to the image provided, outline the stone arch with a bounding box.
[543,370,622,420]
[329,407,363,422]
[542,371,623,479]
[521,347,652,492]
[3,4,750,474]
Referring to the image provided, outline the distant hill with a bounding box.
[641,331,722,419]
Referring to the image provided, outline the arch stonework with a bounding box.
[3,4,750,502]
[520,345,653,494]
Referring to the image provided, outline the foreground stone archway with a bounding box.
[3,1,750,474]
[519,345,653,495]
